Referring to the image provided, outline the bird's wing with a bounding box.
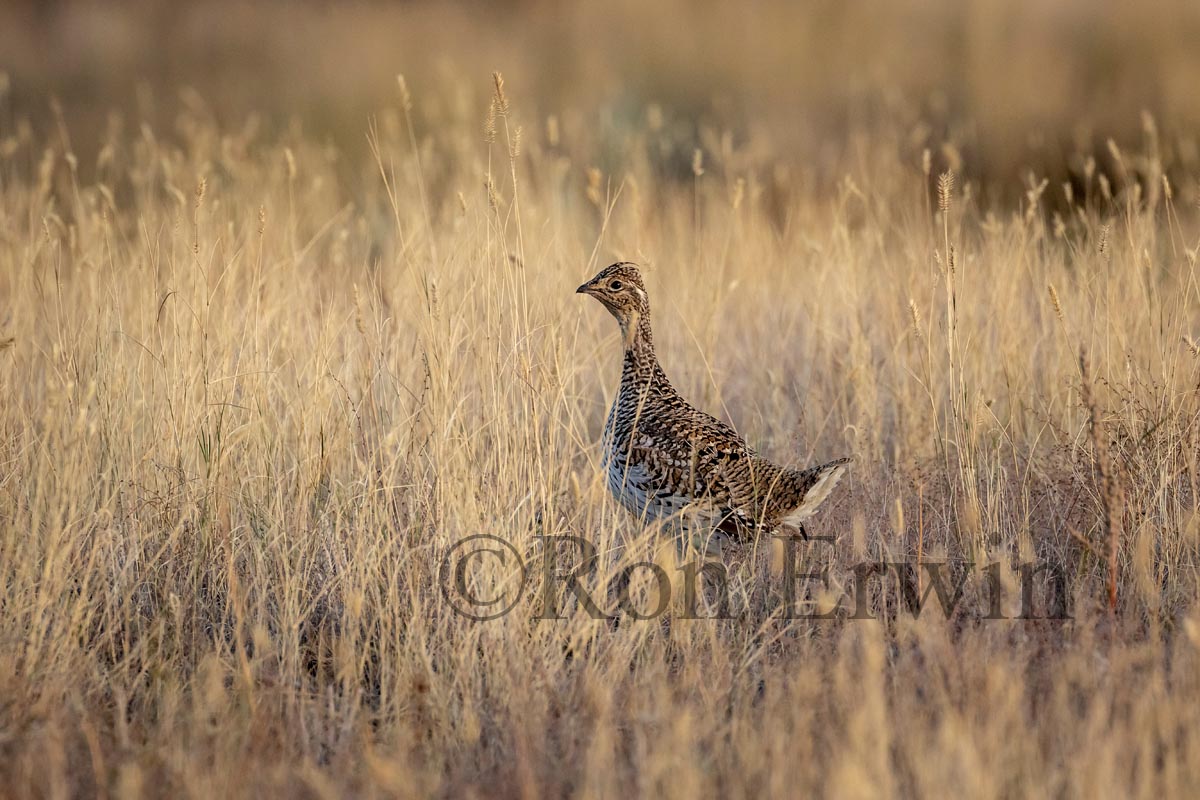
[616,388,772,530]
[684,406,754,454]
[627,428,767,533]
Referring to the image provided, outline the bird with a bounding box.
[576,261,849,552]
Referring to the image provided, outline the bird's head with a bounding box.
[576,262,650,344]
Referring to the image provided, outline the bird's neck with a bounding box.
[620,310,662,385]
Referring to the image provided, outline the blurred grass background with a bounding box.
[4,0,1200,208]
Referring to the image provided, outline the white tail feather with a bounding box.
[782,458,849,525]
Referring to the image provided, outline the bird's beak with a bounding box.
[576,282,591,295]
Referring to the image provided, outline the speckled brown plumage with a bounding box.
[577,262,849,543]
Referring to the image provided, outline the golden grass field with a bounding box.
[3,1,1200,797]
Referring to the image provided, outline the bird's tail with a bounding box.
[781,457,851,526]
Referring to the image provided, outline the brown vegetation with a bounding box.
[2,2,1200,797]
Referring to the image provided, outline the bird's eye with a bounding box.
[609,280,623,291]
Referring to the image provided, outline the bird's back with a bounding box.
[603,361,819,536]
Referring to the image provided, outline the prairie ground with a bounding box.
[3,1,1200,797]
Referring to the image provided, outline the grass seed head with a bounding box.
[908,299,923,338]
[484,98,497,143]
[353,284,366,336]
[509,125,522,160]
[1048,283,1064,322]
[938,170,954,213]
[492,71,508,114]
[396,74,412,113]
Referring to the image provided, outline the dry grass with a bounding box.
[3,3,1200,798]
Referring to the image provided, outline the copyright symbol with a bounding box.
[439,535,528,621]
